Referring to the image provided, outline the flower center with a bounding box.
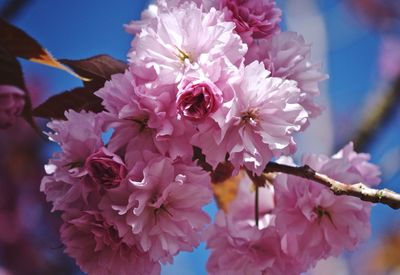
[240,108,259,126]
[175,46,192,63]
[125,116,149,132]
[313,206,336,228]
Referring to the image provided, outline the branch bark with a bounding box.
[264,162,400,210]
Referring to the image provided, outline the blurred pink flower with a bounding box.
[0,85,25,129]
[220,0,281,45]
[379,36,400,80]
[61,210,160,275]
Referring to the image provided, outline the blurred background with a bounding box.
[0,0,399,274]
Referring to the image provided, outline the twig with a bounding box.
[245,169,265,228]
[264,162,400,210]
[255,183,259,228]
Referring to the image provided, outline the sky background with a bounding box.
[1,0,399,274]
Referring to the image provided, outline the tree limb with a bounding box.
[264,162,400,209]
[350,77,400,152]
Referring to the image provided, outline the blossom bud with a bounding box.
[85,148,127,189]
[177,79,222,121]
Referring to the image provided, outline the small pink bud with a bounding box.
[85,148,127,189]
[177,79,222,121]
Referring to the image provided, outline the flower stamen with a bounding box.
[241,108,259,126]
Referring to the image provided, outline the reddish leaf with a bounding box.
[32,87,104,120]
[0,18,84,79]
[60,55,127,81]
[0,45,25,89]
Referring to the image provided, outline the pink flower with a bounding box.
[177,75,223,121]
[220,0,281,44]
[46,110,104,159]
[205,175,300,275]
[112,155,212,263]
[128,3,247,86]
[85,147,127,189]
[193,61,308,174]
[0,85,25,129]
[95,71,159,155]
[60,210,160,275]
[41,111,107,211]
[125,0,218,35]
[246,32,327,117]
[96,69,195,160]
[329,142,381,187]
[273,144,381,269]
[225,173,275,229]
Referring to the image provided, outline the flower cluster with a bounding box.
[205,143,381,274]
[39,0,381,274]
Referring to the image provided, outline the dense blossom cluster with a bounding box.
[40,0,381,274]
[205,143,380,274]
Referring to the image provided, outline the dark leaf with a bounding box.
[0,45,25,89]
[0,18,83,79]
[60,55,127,81]
[32,87,104,119]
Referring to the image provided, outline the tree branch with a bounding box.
[349,76,400,152]
[264,162,400,210]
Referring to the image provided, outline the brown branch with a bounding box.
[264,162,400,210]
[350,76,400,152]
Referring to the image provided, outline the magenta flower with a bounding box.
[0,85,25,129]
[273,144,381,268]
[221,0,281,44]
[85,147,127,189]
[60,210,160,275]
[177,76,222,121]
